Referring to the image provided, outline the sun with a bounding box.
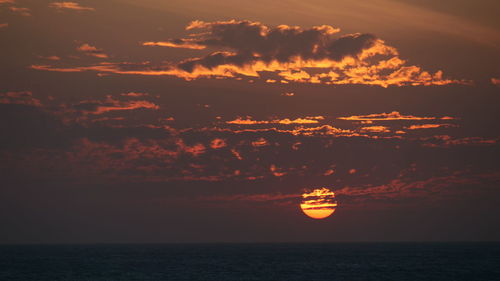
[300,188,338,219]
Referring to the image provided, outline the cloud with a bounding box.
[212,124,363,138]
[199,192,300,204]
[226,117,269,125]
[49,2,95,11]
[0,23,8,28]
[336,169,500,203]
[0,0,15,4]
[76,43,108,58]
[120,92,148,97]
[406,124,454,130]
[492,78,500,86]
[3,89,497,186]
[31,20,467,87]
[270,164,287,177]
[37,55,61,61]
[210,138,226,149]
[176,140,206,156]
[231,148,243,160]
[0,91,42,107]
[301,188,337,211]
[422,135,498,147]
[30,62,175,75]
[9,6,30,16]
[360,126,390,133]
[338,111,455,121]
[72,95,159,115]
[209,123,390,139]
[143,41,206,50]
[323,169,335,176]
[170,20,466,86]
[226,116,324,125]
[251,137,269,147]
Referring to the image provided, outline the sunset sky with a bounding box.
[1,0,500,243]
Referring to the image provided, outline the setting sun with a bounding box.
[300,188,338,219]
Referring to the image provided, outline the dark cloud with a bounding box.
[177,20,375,70]
[33,20,466,86]
[328,33,377,60]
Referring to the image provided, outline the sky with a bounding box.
[1,0,499,243]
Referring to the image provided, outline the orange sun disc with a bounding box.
[300,187,337,219]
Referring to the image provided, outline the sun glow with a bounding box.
[300,188,337,219]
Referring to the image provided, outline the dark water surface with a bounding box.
[1,243,499,281]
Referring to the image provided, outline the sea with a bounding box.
[1,243,499,281]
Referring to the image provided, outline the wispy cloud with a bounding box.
[49,2,95,11]
[338,111,455,121]
[406,124,455,130]
[71,95,159,115]
[422,135,498,147]
[37,55,61,61]
[336,170,500,203]
[9,6,30,16]
[143,41,206,50]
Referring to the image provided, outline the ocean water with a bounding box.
[1,243,499,281]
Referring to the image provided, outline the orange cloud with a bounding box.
[211,125,368,138]
[177,140,206,156]
[73,95,159,115]
[9,6,30,16]
[360,126,390,133]
[251,138,269,147]
[226,116,324,125]
[492,78,500,86]
[323,169,335,176]
[30,62,177,76]
[210,138,226,149]
[276,116,324,124]
[49,2,95,11]
[77,43,108,58]
[339,111,455,121]
[0,23,8,28]
[37,55,61,61]
[120,92,148,97]
[406,124,454,130]
[231,148,243,160]
[143,41,205,50]
[171,20,468,87]
[226,117,269,125]
[270,164,286,177]
[31,20,468,87]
